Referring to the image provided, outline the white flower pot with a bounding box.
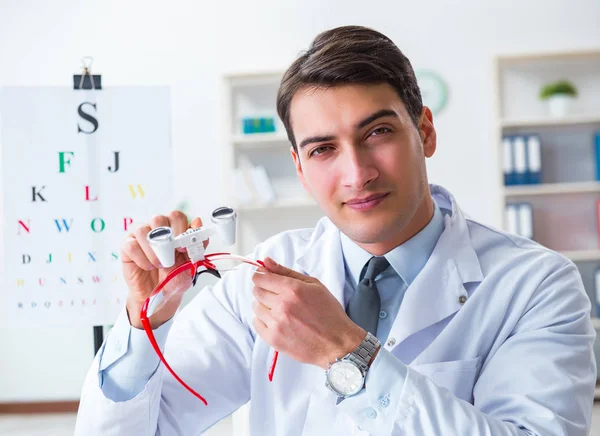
[547,94,574,118]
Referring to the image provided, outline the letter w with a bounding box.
[128,184,145,199]
[54,219,74,232]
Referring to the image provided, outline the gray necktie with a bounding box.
[346,256,390,336]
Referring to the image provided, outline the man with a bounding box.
[75,26,596,435]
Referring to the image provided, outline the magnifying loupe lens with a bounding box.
[148,227,172,241]
[212,207,235,220]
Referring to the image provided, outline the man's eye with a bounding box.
[309,146,331,157]
[370,127,391,136]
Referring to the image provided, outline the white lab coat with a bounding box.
[75,185,596,435]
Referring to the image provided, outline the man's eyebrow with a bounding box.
[297,109,398,149]
[298,135,336,150]
[356,109,398,129]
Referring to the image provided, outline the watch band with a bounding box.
[347,331,380,373]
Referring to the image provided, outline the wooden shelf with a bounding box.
[559,250,600,263]
[232,133,290,147]
[497,50,600,65]
[237,197,317,211]
[501,114,600,129]
[504,181,600,197]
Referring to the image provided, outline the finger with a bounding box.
[190,217,210,249]
[252,270,298,294]
[168,210,190,237]
[252,270,282,294]
[165,211,191,253]
[252,299,274,326]
[263,257,311,282]
[252,317,268,339]
[120,234,156,271]
[190,217,202,228]
[134,224,163,268]
[252,285,277,309]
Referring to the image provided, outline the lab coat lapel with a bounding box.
[294,219,346,307]
[390,185,484,349]
[291,220,348,433]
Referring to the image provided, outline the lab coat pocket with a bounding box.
[410,357,481,404]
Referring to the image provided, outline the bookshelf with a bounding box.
[495,50,600,386]
[222,72,323,256]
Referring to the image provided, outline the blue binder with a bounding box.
[526,134,542,184]
[503,137,515,186]
[513,136,528,185]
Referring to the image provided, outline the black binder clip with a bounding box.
[73,56,102,90]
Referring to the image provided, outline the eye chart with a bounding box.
[0,86,173,327]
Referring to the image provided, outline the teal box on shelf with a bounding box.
[242,117,276,134]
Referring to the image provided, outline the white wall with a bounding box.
[0,0,598,401]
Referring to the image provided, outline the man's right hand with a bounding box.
[121,211,206,330]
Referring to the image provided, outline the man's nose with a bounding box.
[340,147,379,190]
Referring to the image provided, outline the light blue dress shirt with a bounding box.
[100,200,444,401]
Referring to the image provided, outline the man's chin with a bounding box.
[335,209,405,243]
[338,223,394,245]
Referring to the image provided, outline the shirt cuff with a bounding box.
[336,348,408,433]
[98,306,174,401]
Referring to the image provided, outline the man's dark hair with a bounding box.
[276,25,423,152]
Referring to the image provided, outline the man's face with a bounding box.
[289,83,437,252]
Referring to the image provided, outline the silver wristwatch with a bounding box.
[325,332,381,399]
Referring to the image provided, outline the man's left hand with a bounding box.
[252,257,365,369]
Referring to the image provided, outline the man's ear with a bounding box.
[291,146,311,195]
[418,106,437,158]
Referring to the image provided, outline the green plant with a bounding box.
[539,80,578,100]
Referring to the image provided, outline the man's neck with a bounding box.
[357,193,435,256]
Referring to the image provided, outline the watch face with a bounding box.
[327,361,364,396]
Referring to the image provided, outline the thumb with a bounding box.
[190,217,210,249]
[264,257,311,281]
[190,217,202,229]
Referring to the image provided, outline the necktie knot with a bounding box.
[360,256,390,283]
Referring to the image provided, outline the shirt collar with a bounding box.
[340,198,445,287]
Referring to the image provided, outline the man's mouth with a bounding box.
[344,193,389,211]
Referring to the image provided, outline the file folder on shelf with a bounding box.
[505,204,519,234]
[513,136,528,186]
[518,203,533,240]
[503,137,515,186]
[526,134,542,184]
[505,203,534,240]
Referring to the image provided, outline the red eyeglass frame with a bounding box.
[140,252,279,405]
